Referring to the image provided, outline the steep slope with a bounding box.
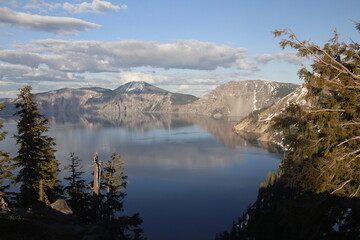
[233,85,309,144]
[180,80,298,119]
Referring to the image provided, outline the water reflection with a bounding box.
[50,112,253,146]
[0,113,282,240]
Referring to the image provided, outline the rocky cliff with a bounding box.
[179,80,298,120]
[233,85,309,145]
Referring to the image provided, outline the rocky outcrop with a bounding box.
[233,85,309,145]
[179,80,298,120]
[0,197,9,211]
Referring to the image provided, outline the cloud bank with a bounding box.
[0,7,101,35]
[254,52,303,65]
[0,39,253,72]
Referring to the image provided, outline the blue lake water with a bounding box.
[0,114,281,240]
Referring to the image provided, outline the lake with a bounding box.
[0,113,281,240]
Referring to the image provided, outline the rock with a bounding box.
[51,199,73,215]
[213,112,223,119]
[0,196,9,211]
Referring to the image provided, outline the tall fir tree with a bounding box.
[0,103,12,197]
[271,25,359,197]
[14,86,60,204]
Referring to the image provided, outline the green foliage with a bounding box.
[273,85,298,98]
[101,153,128,221]
[271,26,360,197]
[64,152,88,216]
[14,86,60,204]
[170,93,198,105]
[260,171,281,189]
[217,187,360,240]
[246,104,273,123]
[0,104,12,196]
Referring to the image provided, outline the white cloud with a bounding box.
[63,0,127,13]
[2,39,253,72]
[254,51,303,65]
[0,63,85,83]
[0,7,101,35]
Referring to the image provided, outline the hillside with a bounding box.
[0,81,198,118]
[233,85,309,145]
[179,80,298,120]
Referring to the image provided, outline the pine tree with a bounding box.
[101,153,128,221]
[0,103,12,196]
[64,152,87,215]
[14,86,60,204]
[271,25,360,197]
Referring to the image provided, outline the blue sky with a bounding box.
[0,0,359,97]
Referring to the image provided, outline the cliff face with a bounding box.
[179,80,298,120]
[233,85,309,144]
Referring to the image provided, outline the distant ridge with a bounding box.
[0,80,299,121]
[0,81,198,117]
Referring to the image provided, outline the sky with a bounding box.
[0,0,359,98]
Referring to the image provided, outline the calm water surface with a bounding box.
[1,114,281,240]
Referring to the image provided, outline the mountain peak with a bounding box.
[114,81,169,94]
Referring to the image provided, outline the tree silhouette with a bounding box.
[14,86,60,205]
[64,152,88,216]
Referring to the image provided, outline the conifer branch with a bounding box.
[288,30,360,80]
[350,185,360,198]
[330,178,352,195]
[341,122,360,126]
[311,44,360,80]
[339,149,360,161]
[337,136,360,146]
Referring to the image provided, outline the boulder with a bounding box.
[51,199,73,215]
[0,196,9,211]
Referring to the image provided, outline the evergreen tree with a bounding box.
[0,103,12,196]
[101,153,128,221]
[14,86,60,204]
[64,152,87,215]
[271,25,359,197]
